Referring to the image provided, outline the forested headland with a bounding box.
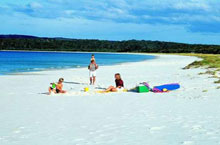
[0,35,220,54]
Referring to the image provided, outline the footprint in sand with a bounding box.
[80,125,88,129]
[190,125,207,134]
[73,138,85,142]
[182,141,194,145]
[103,124,115,128]
[13,129,21,134]
[205,131,219,138]
[13,126,27,134]
[149,126,165,132]
[89,131,95,135]
[20,135,30,139]
[192,125,202,130]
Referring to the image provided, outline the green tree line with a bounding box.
[0,37,220,54]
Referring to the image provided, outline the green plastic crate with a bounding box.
[137,85,149,93]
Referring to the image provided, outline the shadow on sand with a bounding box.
[64,81,88,85]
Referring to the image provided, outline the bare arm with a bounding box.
[95,64,98,69]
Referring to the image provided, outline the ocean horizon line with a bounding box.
[0,51,156,75]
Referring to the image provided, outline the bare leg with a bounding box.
[48,87,52,95]
[105,86,117,92]
[93,76,96,85]
[90,77,93,85]
[60,90,67,94]
[110,88,117,92]
[48,87,56,95]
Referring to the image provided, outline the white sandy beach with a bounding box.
[0,54,220,145]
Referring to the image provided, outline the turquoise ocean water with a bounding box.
[0,51,155,75]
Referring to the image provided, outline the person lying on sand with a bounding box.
[105,73,124,92]
[48,78,66,95]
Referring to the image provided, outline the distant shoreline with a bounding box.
[0,51,157,76]
[1,35,220,54]
[0,49,141,55]
[0,49,161,58]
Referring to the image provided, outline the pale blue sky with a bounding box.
[0,0,220,44]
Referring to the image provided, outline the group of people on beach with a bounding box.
[48,54,124,95]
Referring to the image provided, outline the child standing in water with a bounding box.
[48,78,66,95]
[88,60,98,85]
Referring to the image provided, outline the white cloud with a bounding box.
[64,10,75,16]
[1,2,220,44]
[173,0,210,11]
[1,0,220,33]
[29,2,43,9]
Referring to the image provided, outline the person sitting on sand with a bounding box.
[105,73,124,92]
[88,60,98,85]
[48,78,66,95]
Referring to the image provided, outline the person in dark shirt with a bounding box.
[105,73,124,92]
